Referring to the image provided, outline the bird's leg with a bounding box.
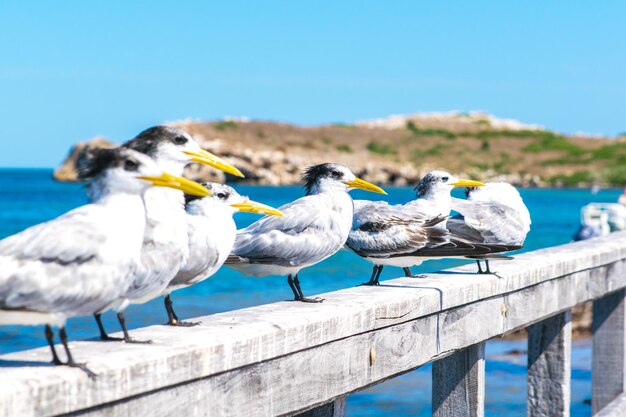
[294,274,323,303]
[374,265,383,285]
[287,274,300,301]
[485,260,492,274]
[117,311,152,344]
[403,266,427,278]
[59,327,96,378]
[476,260,484,274]
[44,325,63,365]
[164,295,199,327]
[94,313,123,341]
[361,265,382,286]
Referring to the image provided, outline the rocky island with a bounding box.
[55,112,626,187]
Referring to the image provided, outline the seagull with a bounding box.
[162,183,284,325]
[0,147,209,375]
[346,171,515,284]
[449,182,531,273]
[93,126,244,340]
[226,163,386,302]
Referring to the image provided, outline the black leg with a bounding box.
[164,295,199,327]
[44,325,63,365]
[59,327,96,378]
[374,265,383,284]
[403,267,413,277]
[94,313,122,341]
[476,260,484,274]
[117,311,152,344]
[362,265,382,286]
[287,274,300,301]
[294,274,323,303]
[485,260,492,274]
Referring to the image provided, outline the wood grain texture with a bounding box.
[527,311,572,417]
[596,392,626,417]
[2,232,626,416]
[432,343,485,417]
[592,289,626,415]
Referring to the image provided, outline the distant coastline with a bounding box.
[52,112,626,188]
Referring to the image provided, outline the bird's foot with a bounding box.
[168,320,200,327]
[65,360,97,378]
[51,356,64,366]
[359,280,380,286]
[299,297,324,303]
[124,337,153,344]
[493,271,505,279]
[99,334,124,342]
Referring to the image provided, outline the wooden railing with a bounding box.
[2,232,626,416]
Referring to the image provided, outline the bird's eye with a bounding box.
[217,192,228,199]
[441,176,449,182]
[331,170,342,179]
[124,159,139,172]
[173,136,188,145]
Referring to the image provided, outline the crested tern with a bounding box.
[449,182,531,273]
[347,171,508,284]
[226,163,386,302]
[0,147,208,374]
[93,126,243,341]
[163,183,283,325]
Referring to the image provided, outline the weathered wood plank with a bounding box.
[1,233,626,416]
[592,289,626,415]
[596,392,626,417]
[432,343,485,417]
[527,311,572,417]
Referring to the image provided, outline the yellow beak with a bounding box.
[138,173,211,197]
[183,149,245,178]
[343,177,387,195]
[452,179,485,188]
[231,199,285,217]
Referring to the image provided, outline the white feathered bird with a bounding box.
[0,147,208,375]
[162,183,283,325]
[226,163,386,302]
[92,126,244,339]
[449,182,531,273]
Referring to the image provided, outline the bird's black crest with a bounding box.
[301,163,339,195]
[184,182,211,205]
[76,147,120,180]
[123,126,186,156]
[413,172,438,197]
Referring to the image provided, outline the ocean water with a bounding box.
[0,169,620,416]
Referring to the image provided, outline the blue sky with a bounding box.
[1,1,625,167]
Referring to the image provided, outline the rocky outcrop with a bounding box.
[53,137,116,182]
[54,116,615,187]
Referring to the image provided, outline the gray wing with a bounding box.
[0,205,121,314]
[346,200,448,258]
[231,196,346,266]
[451,197,529,245]
[0,206,105,264]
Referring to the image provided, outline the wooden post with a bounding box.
[294,398,346,417]
[432,342,485,417]
[527,310,572,417]
[592,289,626,415]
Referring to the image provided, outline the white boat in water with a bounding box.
[574,203,626,241]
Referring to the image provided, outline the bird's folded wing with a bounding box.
[0,206,105,265]
[451,197,530,245]
[230,197,346,266]
[347,201,449,258]
[398,239,522,258]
